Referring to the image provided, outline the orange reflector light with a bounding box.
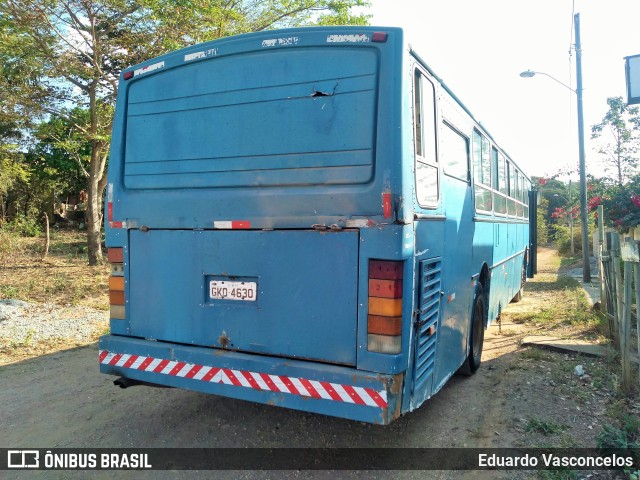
[108,276,125,291]
[368,315,402,336]
[367,334,401,354]
[368,297,402,317]
[107,248,123,263]
[369,278,402,298]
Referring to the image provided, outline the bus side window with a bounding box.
[414,69,438,207]
[473,129,492,212]
[524,179,530,219]
[441,121,469,182]
[495,152,507,215]
[507,160,516,216]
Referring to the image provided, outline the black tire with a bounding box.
[458,283,486,376]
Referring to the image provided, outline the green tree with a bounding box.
[0,119,30,224]
[537,195,549,245]
[30,109,94,202]
[1,0,370,264]
[591,96,640,186]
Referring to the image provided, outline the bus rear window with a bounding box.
[123,48,379,190]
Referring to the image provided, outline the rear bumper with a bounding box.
[99,335,403,425]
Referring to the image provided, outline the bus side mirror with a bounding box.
[536,191,541,206]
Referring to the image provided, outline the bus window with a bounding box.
[515,170,524,217]
[507,160,516,216]
[473,130,492,212]
[495,152,507,215]
[441,121,469,181]
[491,147,499,190]
[524,178,530,219]
[414,69,438,206]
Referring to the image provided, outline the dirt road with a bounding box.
[0,249,623,479]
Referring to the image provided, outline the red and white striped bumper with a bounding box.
[98,335,403,424]
[100,350,387,408]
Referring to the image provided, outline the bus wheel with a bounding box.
[459,284,486,376]
[512,263,526,303]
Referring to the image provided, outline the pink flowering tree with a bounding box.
[587,174,640,232]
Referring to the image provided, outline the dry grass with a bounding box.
[0,229,110,309]
[501,247,608,342]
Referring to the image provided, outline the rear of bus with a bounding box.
[99,27,415,424]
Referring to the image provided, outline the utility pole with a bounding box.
[575,13,591,282]
[569,180,574,255]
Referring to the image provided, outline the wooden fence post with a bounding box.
[611,233,621,348]
[597,206,606,313]
[635,262,640,388]
[42,213,50,260]
[621,239,640,393]
[622,258,632,393]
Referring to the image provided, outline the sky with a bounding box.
[369,0,640,180]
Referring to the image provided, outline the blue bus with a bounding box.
[100,26,536,425]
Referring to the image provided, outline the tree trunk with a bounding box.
[42,212,49,260]
[86,78,107,266]
[86,142,108,266]
[86,150,103,266]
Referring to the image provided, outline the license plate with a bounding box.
[209,280,257,301]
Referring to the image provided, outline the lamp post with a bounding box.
[519,13,591,283]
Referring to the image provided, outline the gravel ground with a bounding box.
[0,298,108,344]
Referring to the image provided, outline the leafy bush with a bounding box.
[553,224,583,257]
[6,212,42,237]
[0,229,23,255]
[597,415,640,449]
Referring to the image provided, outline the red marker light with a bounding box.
[382,192,392,219]
[372,32,388,43]
[123,71,134,80]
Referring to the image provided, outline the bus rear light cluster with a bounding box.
[107,248,125,320]
[367,260,403,354]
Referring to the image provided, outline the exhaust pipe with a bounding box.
[113,377,141,388]
[113,377,172,389]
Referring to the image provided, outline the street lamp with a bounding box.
[519,13,590,283]
[519,70,576,92]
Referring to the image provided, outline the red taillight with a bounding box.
[368,260,403,353]
[108,248,125,319]
[369,260,403,280]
